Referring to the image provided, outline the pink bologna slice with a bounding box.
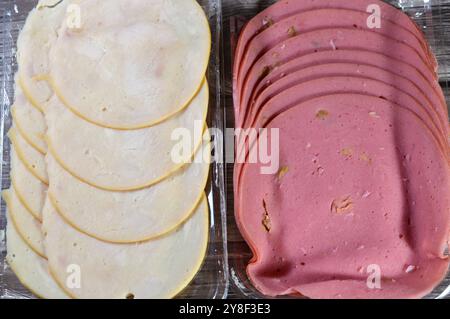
[237,94,450,298]
[236,28,438,127]
[234,8,435,122]
[234,76,449,198]
[233,0,433,96]
[238,50,447,130]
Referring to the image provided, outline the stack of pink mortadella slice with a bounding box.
[233,0,450,299]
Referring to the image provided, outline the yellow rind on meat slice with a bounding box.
[9,127,48,184]
[3,189,45,258]
[43,194,209,299]
[47,134,211,243]
[16,0,68,111]
[10,148,47,221]
[11,88,47,155]
[46,0,211,130]
[6,213,70,299]
[44,81,209,191]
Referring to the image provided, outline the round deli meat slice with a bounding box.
[233,0,432,91]
[46,139,210,243]
[250,77,446,146]
[3,189,45,258]
[10,148,47,222]
[234,8,435,120]
[234,76,449,197]
[11,87,47,154]
[238,50,447,130]
[16,0,68,112]
[43,195,209,299]
[237,28,438,125]
[9,128,48,185]
[47,0,210,129]
[237,94,450,298]
[6,214,69,299]
[45,82,208,191]
[243,64,447,139]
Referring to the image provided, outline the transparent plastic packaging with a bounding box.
[2,0,450,300]
[223,0,450,299]
[0,0,228,299]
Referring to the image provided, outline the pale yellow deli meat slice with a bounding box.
[43,195,209,299]
[47,0,211,129]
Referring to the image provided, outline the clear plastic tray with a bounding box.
[223,0,450,299]
[0,0,229,299]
